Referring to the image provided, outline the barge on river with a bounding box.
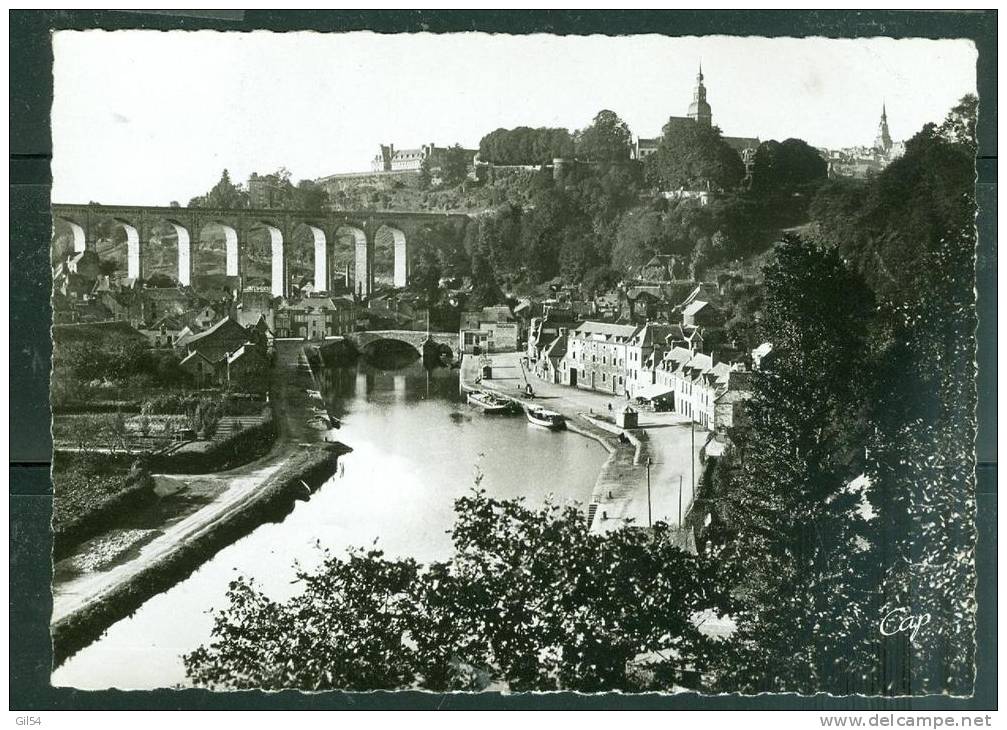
[525,405,566,430]
[466,390,520,415]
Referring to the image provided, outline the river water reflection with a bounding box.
[53,358,606,690]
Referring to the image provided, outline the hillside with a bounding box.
[320,166,544,213]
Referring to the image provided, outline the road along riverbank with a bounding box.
[461,352,704,545]
[51,341,351,666]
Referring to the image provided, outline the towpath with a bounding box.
[51,341,328,626]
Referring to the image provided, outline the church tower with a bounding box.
[687,63,713,127]
[874,103,893,154]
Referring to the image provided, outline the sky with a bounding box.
[52,31,977,206]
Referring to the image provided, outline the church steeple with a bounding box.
[875,102,892,153]
[688,61,712,127]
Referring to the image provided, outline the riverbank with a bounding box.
[51,443,349,666]
[461,352,704,545]
[51,341,351,665]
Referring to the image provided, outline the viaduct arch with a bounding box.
[51,203,471,298]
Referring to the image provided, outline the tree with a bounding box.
[938,93,978,149]
[856,95,978,695]
[750,138,827,195]
[188,169,250,209]
[557,230,602,284]
[189,398,221,439]
[468,243,505,308]
[409,245,443,305]
[811,95,977,305]
[478,127,575,165]
[575,110,633,163]
[647,118,745,192]
[184,489,728,692]
[294,179,329,211]
[612,209,667,273]
[438,145,472,188]
[519,187,574,282]
[713,235,880,694]
[417,155,433,190]
[580,265,620,297]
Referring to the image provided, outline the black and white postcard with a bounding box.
[38,24,985,700]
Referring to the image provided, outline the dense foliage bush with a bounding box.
[185,488,729,692]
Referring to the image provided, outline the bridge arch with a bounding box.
[347,330,455,360]
[289,222,328,293]
[335,224,370,298]
[114,220,142,280]
[53,217,87,254]
[160,219,194,286]
[52,214,142,278]
[261,224,286,297]
[373,224,408,289]
[195,222,241,279]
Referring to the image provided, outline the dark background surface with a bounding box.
[10,9,997,710]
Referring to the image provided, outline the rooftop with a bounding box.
[570,321,639,342]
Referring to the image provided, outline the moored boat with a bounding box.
[467,390,519,414]
[525,405,566,430]
[306,415,331,431]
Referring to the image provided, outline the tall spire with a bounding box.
[688,61,712,127]
[875,101,892,154]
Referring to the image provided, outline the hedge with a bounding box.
[52,455,157,559]
[148,408,277,474]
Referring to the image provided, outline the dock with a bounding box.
[461,352,700,547]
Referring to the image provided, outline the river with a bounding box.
[52,356,607,690]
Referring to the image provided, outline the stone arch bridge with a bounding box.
[51,203,471,298]
[346,330,457,358]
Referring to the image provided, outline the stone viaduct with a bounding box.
[51,203,471,298]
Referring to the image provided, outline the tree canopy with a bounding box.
[712,235,880,694]
[810,93,977,304]
[646,118,745,192]
[575,110,633,163]
[713,94,979,695]
[750,138,828,195]
[479,127,576,165]
[438,144,473,187]
[188,169,249,209]
[184,489,729,692]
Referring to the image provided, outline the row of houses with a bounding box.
[529,313,762,434]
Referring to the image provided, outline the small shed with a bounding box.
[616,406,639,429]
